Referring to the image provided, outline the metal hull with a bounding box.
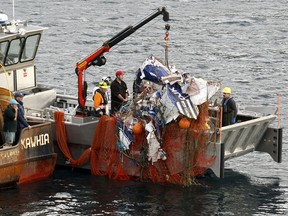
[0,146,24,186]
[0,122,57,187]
[51,117,98,170]
[18,154,57,184]
[208,114,282,178]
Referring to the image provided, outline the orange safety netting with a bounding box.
[54,112,91,167]
[54,101,217,186]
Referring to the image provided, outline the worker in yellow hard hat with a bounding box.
[222,87,237,126]
[92,81,108,117]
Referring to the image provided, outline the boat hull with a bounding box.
[18,154,57,184]
[0,122,57,187]
[0,147,24,186]
[52,117,98,170]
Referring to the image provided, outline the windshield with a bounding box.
[0,33,41,66]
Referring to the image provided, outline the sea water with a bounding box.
[1,0,288,215]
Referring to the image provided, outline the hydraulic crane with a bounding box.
[75,7,169,110]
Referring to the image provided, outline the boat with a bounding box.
[0,117,56,187]
[0,103,56,187]
[0,19,57,187]
[0,7,282,186]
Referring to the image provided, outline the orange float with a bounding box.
[132,122,143,135]
[178,118,191,129]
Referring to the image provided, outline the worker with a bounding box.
[93,81,108,117]
[92,76,111,101]
[221,87,237,126]
[110,70,129,114]
[3,99,18,147]
[14,92,32,145]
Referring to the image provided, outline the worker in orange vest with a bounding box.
[93,82,108,117]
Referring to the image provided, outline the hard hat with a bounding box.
[223,87,231,94]
[116,70,124,76]
[101,76,111,82]
[9,99,19,105]
[99,81,108,89]
[14,92,24,98]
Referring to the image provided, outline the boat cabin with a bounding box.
[0,19,45,92]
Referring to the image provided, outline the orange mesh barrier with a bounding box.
[54,101,217,186]
[54,111,91,167]
[90,116,119,177]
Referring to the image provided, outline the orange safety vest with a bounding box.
[93,90,107,110]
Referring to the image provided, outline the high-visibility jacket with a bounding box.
[93,89,108,115]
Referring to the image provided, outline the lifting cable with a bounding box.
[164,24,170,67]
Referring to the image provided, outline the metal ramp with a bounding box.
[208,114,282,178]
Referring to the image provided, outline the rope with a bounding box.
[277,93,281,128]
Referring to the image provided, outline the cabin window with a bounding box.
[0,41,9,65]
[20,34,41,62]
[5,37,24,66]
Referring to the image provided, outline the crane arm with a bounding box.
[76,7,169,109]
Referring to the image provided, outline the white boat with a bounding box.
[0,7,282,186]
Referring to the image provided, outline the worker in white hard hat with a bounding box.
[222,87,237,126]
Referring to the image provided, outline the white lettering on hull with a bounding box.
[21,133,50,149]
[1,150,20,160]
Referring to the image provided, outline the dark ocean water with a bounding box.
[0,168,285,216]
[1,0,288,215]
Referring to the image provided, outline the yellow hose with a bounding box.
[0,63,12,99]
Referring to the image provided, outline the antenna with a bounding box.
[12,0,15,20]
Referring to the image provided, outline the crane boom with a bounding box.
[75,7,169,109]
